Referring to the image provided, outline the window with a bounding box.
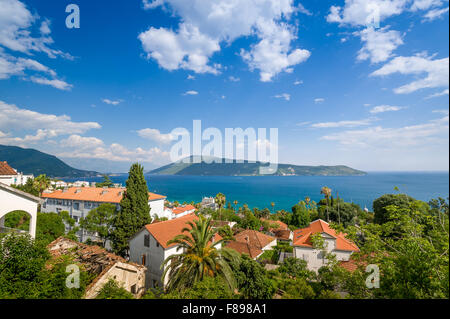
[152,280,158,288]
[141,254,146,266]
[74,202,80,210]
[156,241,160,248]
[131,284,137,294]
[144,234,150,247]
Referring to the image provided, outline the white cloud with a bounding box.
[321,115,449,148]
[0,0,72,59]
[187,74,195,80]
[356,27,403,63]
[370,54,449,94]
[0,100,100,146]
[297,3,312,16]
[102,98,123,106]
[311,118,374,128]
[432,109,449,115]
[422,6,449,21]
[228,76,240,82]
[274,93,290,101]
[326,0,409,26]
[137,128,177,144]
[139,0,311,81]
[425,88,449,99]
[411,0,443,11]
[60,135,105,149]
[294,79,303,85]
[370,104,406,113]
[29,76,72,90]
[183,90,198,95]
[314,98,325,104]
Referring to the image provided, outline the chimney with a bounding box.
[75,188,82,194]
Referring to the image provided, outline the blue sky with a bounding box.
[0,0,448,173]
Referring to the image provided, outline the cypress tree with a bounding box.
[112,163,151,256]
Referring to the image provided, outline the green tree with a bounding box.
[291,201,310,228]
[33,174,51,196]
[278,257,315,279]
[320,186,332,222]
[11,178,39,197]
[162,216,238,292]
[215,193,226,211]
[96,175,114,188]
[373,193,415,224]
[111,163,151,256]
[95,279,134,299]
[35,212,66,245]
[234,255,275,299]
[80,203,117,247]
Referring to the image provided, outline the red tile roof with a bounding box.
[42,187,165,203]
[0,161,17,175]
[261,218,288,231]
[171,204,196,215]
[292,219,359,252]
[144,214,221,249]
[226,229,276,258]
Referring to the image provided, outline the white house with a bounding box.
[128,214,222,289]
[41,187,166,243]
[0,161,33,186]
[292,219,359,272]
[155,204,196,220]
[0,182,42,238]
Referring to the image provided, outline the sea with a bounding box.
[64,172,449,211]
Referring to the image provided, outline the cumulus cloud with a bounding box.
[370,54,449,94]
[137,128,177,144]
[370,105,406,113]
[294,79,303,85]
[356,27,403,63]
[139,0,311,81]
[0,0,73,88]
[228,76,240,82]
[0,100,100,146]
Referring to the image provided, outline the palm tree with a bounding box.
[215,193,226,210]
[305,196,311,208]
[270,202,275,215]
[320,186,332,222]
[161,215,238,292]
[233,200,238,213]
[33,174,51,196]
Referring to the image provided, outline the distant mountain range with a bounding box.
[147,156,366,176]
[0,145,100,178]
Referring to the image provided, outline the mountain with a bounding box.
[0,145,100,178]
[147,156,367,176]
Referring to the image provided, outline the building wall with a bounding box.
[84,262,146,299]
[293,234,353,272]
[149,199,164,218]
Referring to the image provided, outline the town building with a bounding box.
[200,196,218,210]
[226,229,277,259]
[128,214,222,289]
[292,219,359,272]
[47,237,146,298]
[156,204,196,220]
[0,161,33,186]
[0,182,42,238]
[261,219,293,243]
[41,187,166,243]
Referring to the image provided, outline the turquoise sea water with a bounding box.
[65,172,449,211]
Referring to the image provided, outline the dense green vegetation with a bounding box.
[148,156,366,176]
[0,144,99,177]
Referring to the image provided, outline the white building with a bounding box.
[129,214,222,289]
[0,182,42,238]
[200,197,218,210]
[155,204,196,220]
[292,219,359,272]
[0,161,33,186]
[41,187,166,243]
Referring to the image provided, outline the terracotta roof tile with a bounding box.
[292,219,359,252]
[0,161,17,175]
[261,218,288,231]
[144,214,221,249]
[226,229,276,258]
[42,187,165,204]
[171,204,196,215]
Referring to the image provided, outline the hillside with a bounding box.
[0,145,100,178]
[148,156,366,176]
